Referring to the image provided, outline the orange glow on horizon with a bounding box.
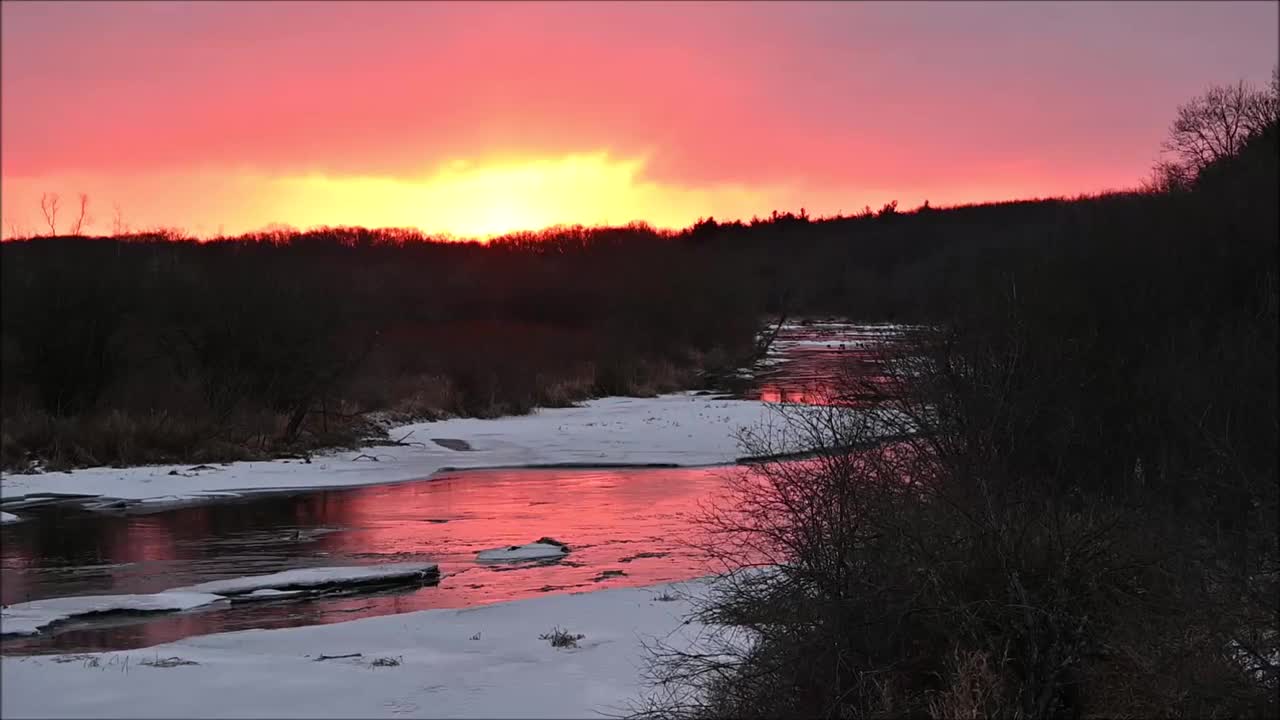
[2,2,1275,240]
[0,151,1125,241]
[260,152,787,239]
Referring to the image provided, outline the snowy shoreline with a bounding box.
[3,564,444,637]
[0,321,915,517]
[1,392,781,513]
[1,579,713,718]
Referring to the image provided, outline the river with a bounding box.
[1,321,910,654]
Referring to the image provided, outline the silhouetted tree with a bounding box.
[1161,79,1275,175]
[69,193,91,236]
[39,192,59,236]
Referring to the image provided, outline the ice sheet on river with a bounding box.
[1,579,713,718]
[165,563,440,596]
[1,592,225,636]
[476,540,570,563]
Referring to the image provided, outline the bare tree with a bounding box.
[68,193,91,236]
[111,203,123,235]
[39,192,60,236]
[1161,80,1275,174]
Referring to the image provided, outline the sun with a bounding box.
[230,151,784,240]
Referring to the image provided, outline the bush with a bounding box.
[635,122,1277,719]
[540,627,586,649]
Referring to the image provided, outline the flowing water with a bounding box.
[0,321,910,654]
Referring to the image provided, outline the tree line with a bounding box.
[633,74,1278,718]
[2,72,1274,484]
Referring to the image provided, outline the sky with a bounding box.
[2,1,1277,239]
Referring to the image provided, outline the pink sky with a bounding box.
[2,1,1276,238]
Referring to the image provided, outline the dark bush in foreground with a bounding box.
[634,122,1277,719]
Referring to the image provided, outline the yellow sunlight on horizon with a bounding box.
[265,152,782,239]
[1,152,791,241]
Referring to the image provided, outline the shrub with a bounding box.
[540,627,586,649]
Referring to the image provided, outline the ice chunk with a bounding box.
[228,588,308,603]
[476,540,570,563]
[166,563,440,596]
[1,592,225,636]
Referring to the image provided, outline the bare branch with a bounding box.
[111,202,128,236]
[69,193,91,236]
[1161,79,1274,177]
[39,192,60,236]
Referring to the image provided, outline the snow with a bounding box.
[237,589,304,599]
[1,592,226,637]
[0,565,441,635]
[0,321,916,510]
[476,542,569,563]
[771,338,877,348]
[0,511,17,523]
[0,393,776,506]
[1,580,711,719]
[166,563,441,596]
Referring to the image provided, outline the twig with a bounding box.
[313,652,363,662]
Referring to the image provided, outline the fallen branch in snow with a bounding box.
[313,653,363,662]
[140,656,199,668]
[361,436,426,448]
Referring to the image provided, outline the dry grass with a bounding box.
[0,404,369,472]
[928,649,1012,720]
[0,346,729,473]
[540,627,586,649]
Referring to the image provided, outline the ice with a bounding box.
[0,393,779,505]
[0,322,903,513]
[243,589,301,597]
[1,592,225,636]
[476,541,569,563]
[166,563,440,596]
[0,511,18,523]
[229,589,308,603]
[1,580,712,718]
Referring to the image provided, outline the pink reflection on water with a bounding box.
[1,465,744,654]
[0,323,911,654]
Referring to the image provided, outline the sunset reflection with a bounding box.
[1,465,741,655]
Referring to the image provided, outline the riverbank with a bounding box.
[0,392,777,512]
[1,578,709,718]
[1,321,916,517]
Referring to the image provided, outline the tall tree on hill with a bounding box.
[1161,76,1277,179]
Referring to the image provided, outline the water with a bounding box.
[1,465,737,654]
[744,322,908,405]
[1,321,906,654]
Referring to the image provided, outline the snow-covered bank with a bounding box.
[167,563,441,596]
[1,580,710,719]
[1,593,227,637]
[2,565,441,638]
[0,393,775,506]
